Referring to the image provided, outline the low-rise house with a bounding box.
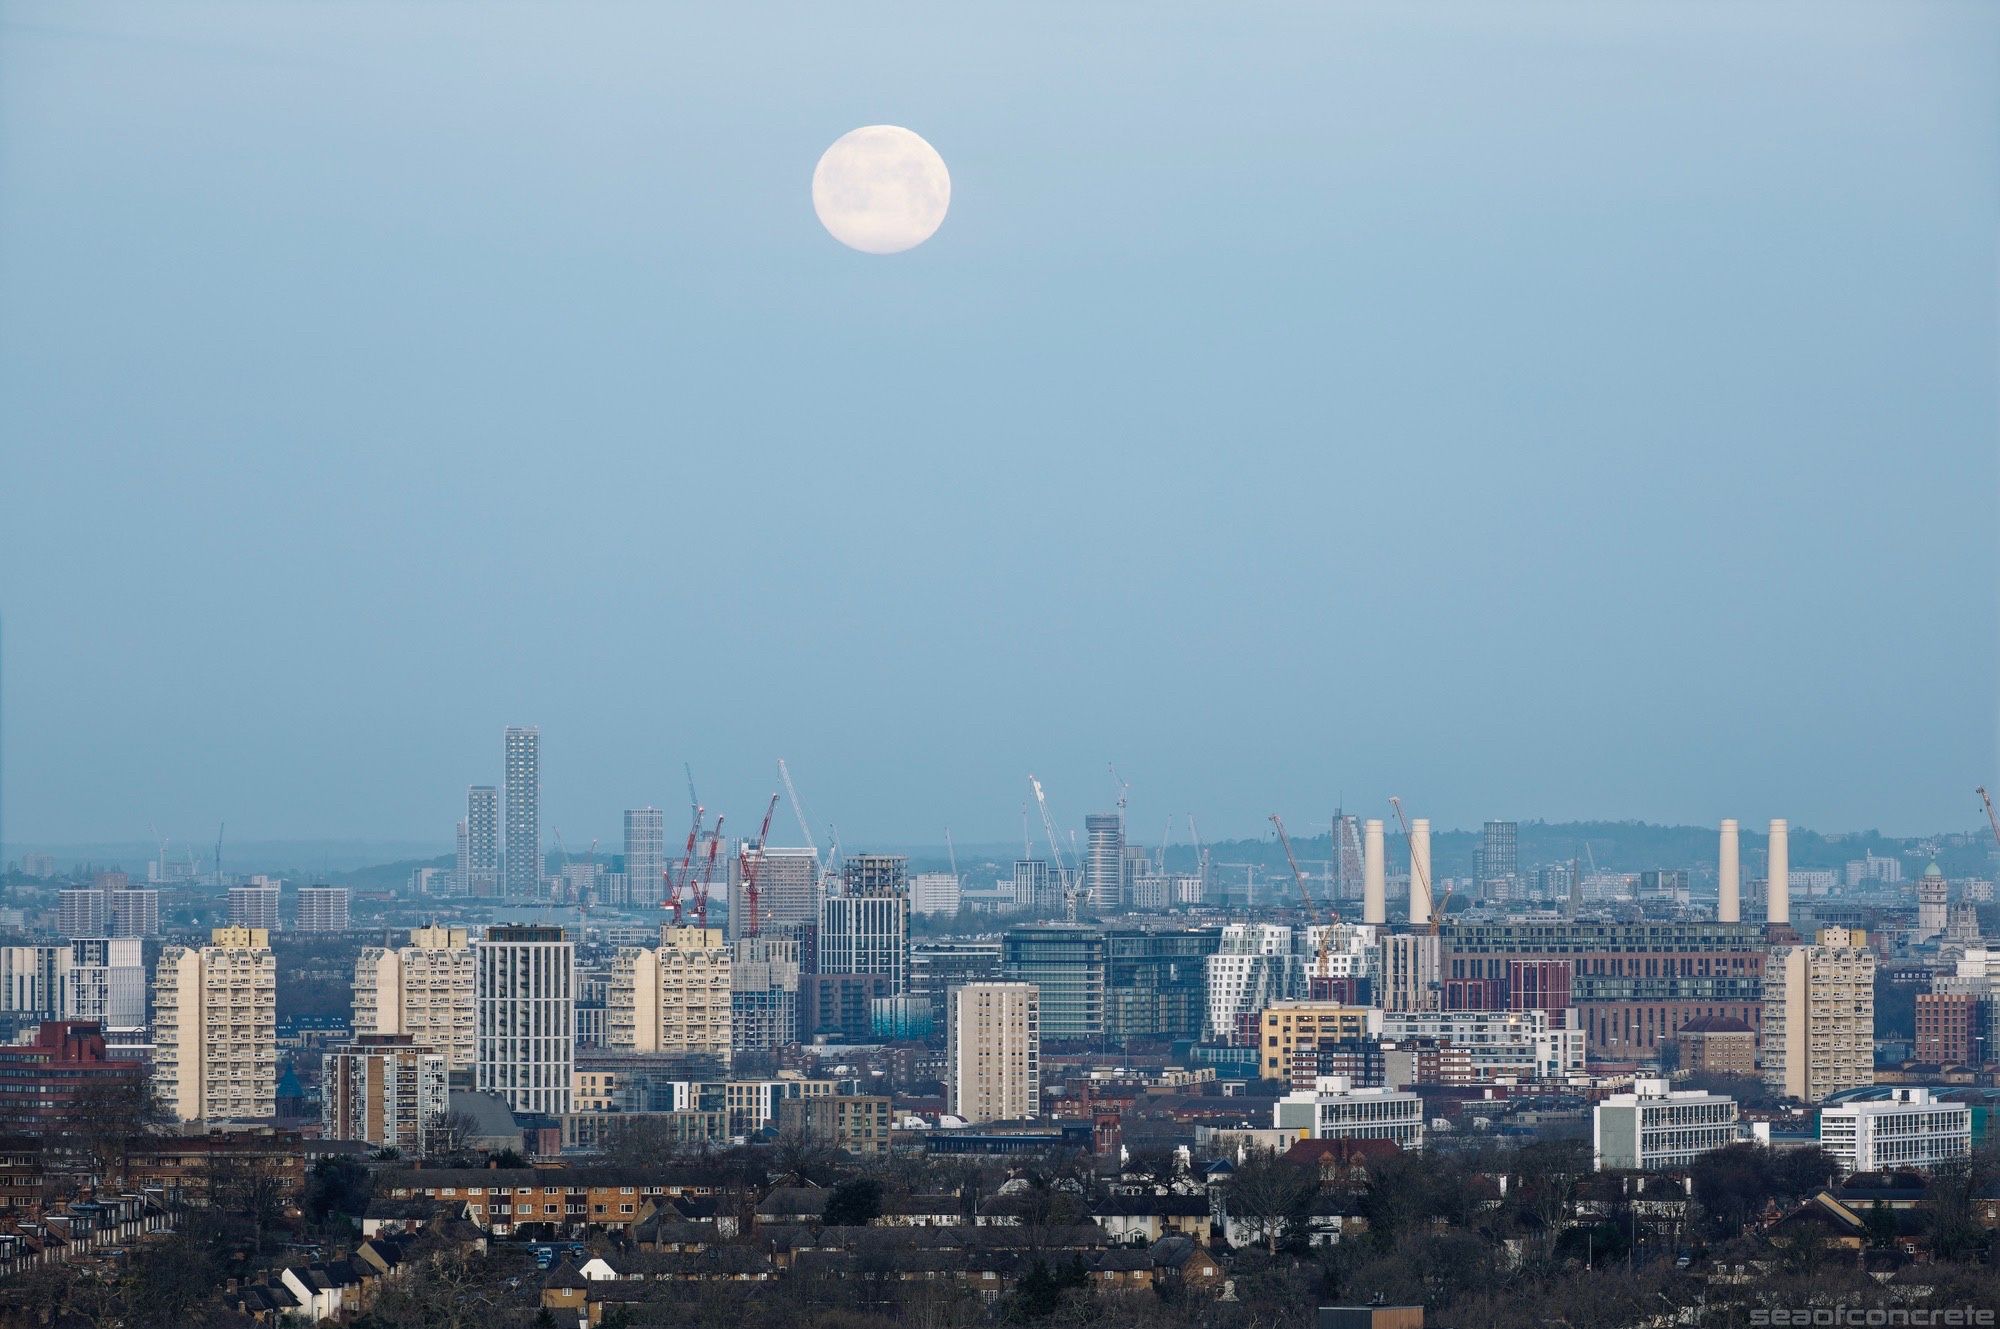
[1089,1193,1211,1243]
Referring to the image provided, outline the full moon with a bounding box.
[812,125,950,254]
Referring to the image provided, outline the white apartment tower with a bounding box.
[1085,814,1124,912]
[153,927,278,1122]
[503,727,541,900]
[297,886,350,932]
[476,924,573,1114]
[464,785,500,896]
[948,982,1040,1123]
[228,880,281,931]
[57,889,108,938]
[609,926,733,1065]
[624,807,666,911]
[61,937,146,1030]
[109,888,160,939]
[354,925,477,1072]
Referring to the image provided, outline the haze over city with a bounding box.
[3,1,1995,853]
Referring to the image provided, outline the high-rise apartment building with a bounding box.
[1480,821,1519,895]
[0,946,66,1018]
[731,933,802,1055]
[1763,927,1875,1103]
[1104,927,1222,1041]
[609,927,732,1065]
[354,925,477,1071]
[60,937,145,1030]
[818,863,910,993]
[729,847,819,942]
[57,889,108,938]
[464,785,500,896]
[910,873,962,917]
[503,727,541,900]
[1002,924,1105,1041]
[947,982,1039,1123]
[296,886,350,932]
[322,1033,448,1153]
[476,924,573,1114]
[624,808,665,912]
[108,888,160,939]
[1012,859,1055,913]
[228,880,281,932]
[154,927,277,1122]
[1205,923,1308,1041]
[1085,814,1124,912]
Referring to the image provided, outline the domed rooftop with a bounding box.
[1924,861,1945,879]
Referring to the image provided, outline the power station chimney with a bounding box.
[1409,818,1432,926]
[1718,819,1740,923]
[1766,818,1789,924]
[1363,819,1386,925]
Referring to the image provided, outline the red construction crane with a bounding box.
[690,814,725,928]
[662,804,703,922]
[1979,787,2000,855]
[739,792,780,937]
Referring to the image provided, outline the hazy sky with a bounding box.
[2,1,1995,852]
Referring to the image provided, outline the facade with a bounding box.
[731,933,801,1055]
[1273,1076,1425,1149]
[322,1033,448,1153]
[1820,1088,1972,1173]
[817,892,910,992]
[609,927,732,1065]
[800,973,895,1041]
[1104,927,1222,1041]
[503,726,541,900]
[464,785,501,896]
[57,889,108,938]
[1917,863,1949,941]
[1916,993,1985,1064]
[0,1021,148,1132]
[1674,1015,1757,1076]
[731,847,820,941]
[227,882,281,932]
[622,808,665,910]
[109,888,160,939]
[476,924,574,1114]
[1377,1008,1587,1082]
[354,925,477,1071]
[842,854,907,899]
[910,941,1005,1014]
[1002,925,1105,1041]
[910,873,963,917]
[1207,924,1308,1041]
[60,937,145,1030]
[1441,920,1767,1055]
[153,927,278,1122]
[1593,1078,1739,1171]
[1763,927,1875,1103]
[297,886,351,932]
[0,946,65,1018]
[1379,934,1442,1013]
[1259,1002,1380,1086]
[775,1093,892,1156]
[1012,859,1056,913]
[1085,814,1125,912]
[1480,821,1519,896]
[947,982,1039,1123]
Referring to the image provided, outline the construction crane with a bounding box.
[690,814,725,928]
[739,793,780,937]
[1021,805,1033,862]
[1029,775,1080,921]
[1109,763,1130,816]
[663,803,703,921]
[1979,788,2000,855]
[1159,816,1174,876]
[1188,814,1209,894]
[946,828,960,883]
[1272,814,1337,976]
[1388,795,1449,933]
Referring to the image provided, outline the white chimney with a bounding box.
[1363,819,1386,925]
[1767,818,1789,924]
[1718,819,1740,923]
[1409,818,1432,926]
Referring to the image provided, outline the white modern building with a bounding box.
[624,807,665,910]
[1377,1008,1586,1082]
[475,924,573,1114]
[503,726,541,900]
[1593,1077,1739,1171]
[297,886,351,932]
[1273,1076,1425,1150]
[57,888,108,938]
[109,888,160,939]
[818,892,909,991]
[1819,1088,1973,1173]
[61,937,146,1030]
[947,981,1040,1123]
[1206,923,1309,1040]
[462,784,501,896]
[910,873,963,917]
[227,880,282,931]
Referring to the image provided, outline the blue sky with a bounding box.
[1,0,1994,850]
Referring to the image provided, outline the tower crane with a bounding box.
[1979,787,2000,855]
[663,803,702,921]
[1388,795,1449,934]
[739,794,780,937]
[1188,814,1209,896]
[946,828,960,883]
[690,814,725,928]
[1272,813,1337,975]
[1029,775,1080,921]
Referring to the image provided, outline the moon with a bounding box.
[812,125,950,254]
